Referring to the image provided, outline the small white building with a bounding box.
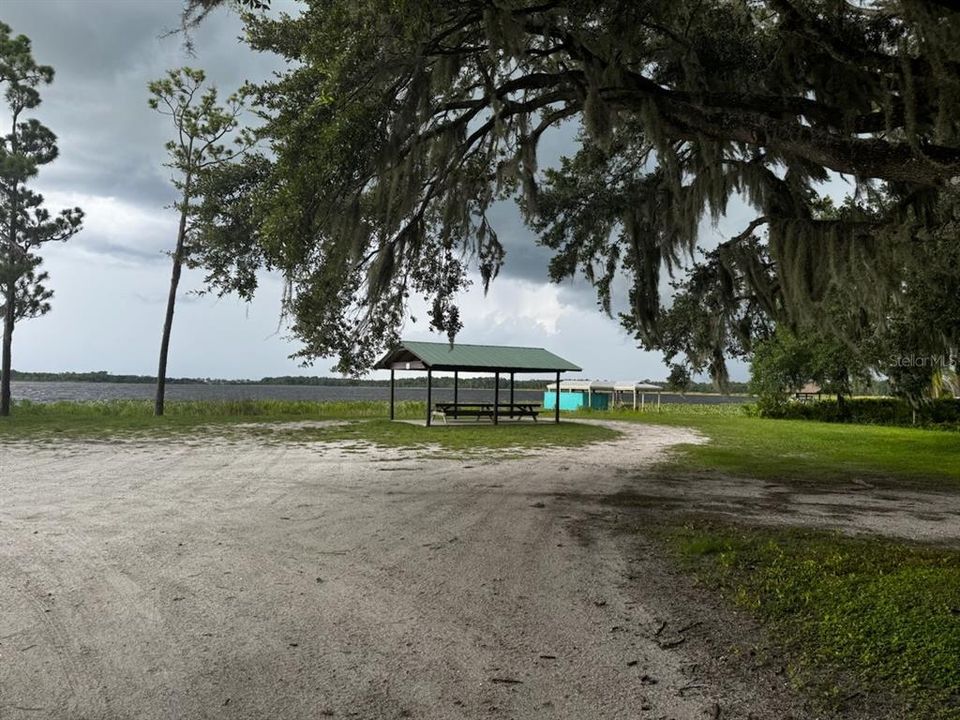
[613,381,663,410]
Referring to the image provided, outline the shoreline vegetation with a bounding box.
[5,369,750,393]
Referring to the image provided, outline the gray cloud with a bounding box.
[5,0,281,213]
[485,200,553,283]
[88,240,168,264]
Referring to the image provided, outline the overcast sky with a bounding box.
[4,0,758,382]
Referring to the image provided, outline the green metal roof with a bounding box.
[374,340,581,373]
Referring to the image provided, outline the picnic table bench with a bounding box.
[432,402,541,423]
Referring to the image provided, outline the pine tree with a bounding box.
[148,68,252,415]
[0,23,83,416]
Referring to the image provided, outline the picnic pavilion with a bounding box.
[373,340,582,426]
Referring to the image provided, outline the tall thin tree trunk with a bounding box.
[1,287,14,417]
[2,113,20,417]
[1,183,14,416]
[155,180,191,417]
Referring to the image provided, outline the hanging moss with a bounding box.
[183,0,960,375]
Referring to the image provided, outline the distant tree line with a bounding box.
[260,376,555,389]
[8,370,218,385]
[3,369,759,393]
[1,369,553,389]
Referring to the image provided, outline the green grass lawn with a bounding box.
[575,404,960,489]
[4,399,956,484]
[670,524,960,720]
[0,399,418,437]
[4,400,957,485]
[251,417,619,453]
[0,399,618,451]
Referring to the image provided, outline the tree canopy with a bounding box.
[191,0,960,376]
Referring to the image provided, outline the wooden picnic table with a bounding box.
[433,401,542,422]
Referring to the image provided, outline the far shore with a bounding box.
[6,371,752,394]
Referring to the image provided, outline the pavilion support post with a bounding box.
[509,372,515,418]
[657,391,661,413]
[554,371,560,424]
[493,372,499,425]
[453,371,459,418]
[426,369,433,427]
[633,388,637,411]
[389,369,395,420]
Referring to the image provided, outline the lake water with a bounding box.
[10,381,746,405]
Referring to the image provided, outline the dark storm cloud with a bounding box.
[485,201,552,283]
[479,119,616,313]
[5,2,173,73]
[3,0,282,217]
[489,120,579,285]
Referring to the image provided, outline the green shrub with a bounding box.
[764,397,960,429]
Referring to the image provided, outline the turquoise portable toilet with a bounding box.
[544,381,611,410]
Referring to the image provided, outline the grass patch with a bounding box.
[254,418,620,453]
[0,399,425,439]
[573,404,960,489]
[0,400,618,451]
[668,524,960,719]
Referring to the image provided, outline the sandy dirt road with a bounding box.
[1,421,957,720]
